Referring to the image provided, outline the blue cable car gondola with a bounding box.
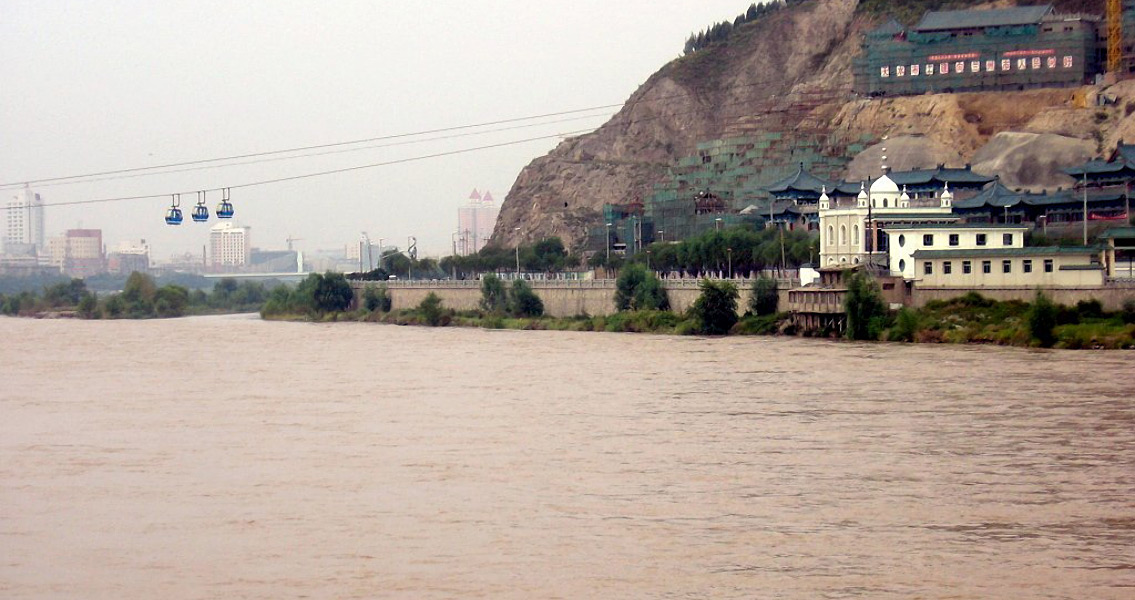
[216,188,234,219]
[191,191,209,222]
[165,194,183,225]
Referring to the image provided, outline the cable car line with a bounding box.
[0,79,844,190]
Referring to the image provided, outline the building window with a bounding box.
[827,225,834,246]
[949,233,959,246]
[853,225,860,245]
[1044,259,1054,272]
[963,260,972,274]
[923,234,934,246]
[1003,233,1013,245]
[924,262,933,275]
[1023,259,1032,273]
[898,234,905,247]
[1003,260,1012,273]
[899,259,906,272]
[976,233,987,246]
[840,225,847,245]
[982,260,992,274]
[943,261,952,274]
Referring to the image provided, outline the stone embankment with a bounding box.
[349,278,794,318]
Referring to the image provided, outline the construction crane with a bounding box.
[285,235,303,251]
[1108,0,1123,74]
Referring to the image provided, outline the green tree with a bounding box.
[1028,290,1058,347]
[690,279,739,335]
[76,292,99,319]
[153,285,190,318]
[121,271,157,316]
[480,274,508,313]
[313,271,353,313]
[509,279,544,317]
[749,276,778,316]
[418,292,446,326]
[43,278,86,307]
[362,285,391,312]
[615,263,669,311]
[844,271,887,340]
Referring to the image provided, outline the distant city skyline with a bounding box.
[0,0,753,259]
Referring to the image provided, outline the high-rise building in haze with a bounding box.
[210,222,251,269]
[4,186,45,256]
[48,229,106,277]
[457,189,500,255]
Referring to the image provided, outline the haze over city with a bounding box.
[1,0,748,260]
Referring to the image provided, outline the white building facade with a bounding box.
[818,174,955,268]
[210,222,251,268]
[4,186,45,256]
[883,223,1028,279]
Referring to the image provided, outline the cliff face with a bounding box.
[493,0,862,249]
[491,0,1129,250]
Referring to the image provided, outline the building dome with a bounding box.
[870,173,900,195]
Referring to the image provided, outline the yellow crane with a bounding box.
[1108,0,1123,73]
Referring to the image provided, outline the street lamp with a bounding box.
[377,237,384,271]
[646,249,651,270]
[605,222,612,265]
[657,229,665,244]
[715,217,723,232]
[727,247,733,279]
[514,227,521,274]
[450,231,458,279]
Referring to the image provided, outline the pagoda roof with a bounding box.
[869,18,905,38]
[886,165,994,187]
[913,4,1053,32]
[766,164,840,195]
[1064,143,1135,177]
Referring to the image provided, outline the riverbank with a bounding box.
[264,294,1135,349]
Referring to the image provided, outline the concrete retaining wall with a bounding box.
[350,279,793,318]
[912,284,1135,310]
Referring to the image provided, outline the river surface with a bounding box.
[1,314,1133,599]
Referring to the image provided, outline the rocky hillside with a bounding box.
[492,0,1125,250]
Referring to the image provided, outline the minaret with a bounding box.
[940,182,953,208]
[819,185,830,211]
[900,185,911,208]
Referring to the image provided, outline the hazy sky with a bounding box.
[1,0,752,259]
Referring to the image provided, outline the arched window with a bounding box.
[853,257,861,264]
[899,259,906,272]
[840,256,848,264]
[853,224,860,246]
[827,225,834,246]
[839,225,847,246]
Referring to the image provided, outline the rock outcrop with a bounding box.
[492,0,1135,251]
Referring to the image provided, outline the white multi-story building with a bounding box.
[883,223,1028,279]
[4,186,45,256]
[818,171,956,268]
[210,222,251,268]
[457,189,500,255]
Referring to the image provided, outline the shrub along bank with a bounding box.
[268,267,1134,349]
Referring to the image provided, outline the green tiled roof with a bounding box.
[1099,227,1135,239]
[913,5,1053,32]
[882,223,1026,230]
[912,247,1099,259]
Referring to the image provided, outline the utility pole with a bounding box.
[1083,171,1089,245]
